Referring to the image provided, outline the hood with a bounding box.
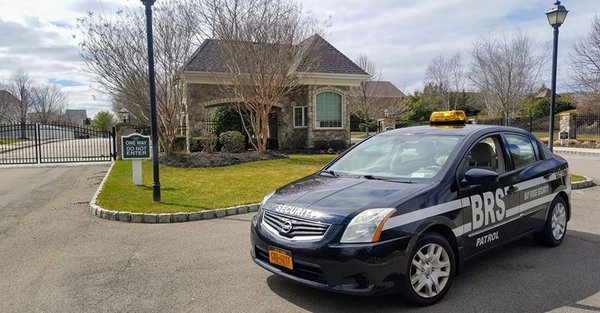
[263,174,433,224]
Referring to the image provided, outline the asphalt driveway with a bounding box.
[0,164,598,313]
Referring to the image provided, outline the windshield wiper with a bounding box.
[362,175,413,183]
[319,169,339,177]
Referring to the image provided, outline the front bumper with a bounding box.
[250,215,412,296]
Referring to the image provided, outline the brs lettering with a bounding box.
[470,187,509,230]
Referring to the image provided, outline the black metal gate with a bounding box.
[0,123,116,165]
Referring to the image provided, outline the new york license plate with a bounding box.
[268,247,293,270]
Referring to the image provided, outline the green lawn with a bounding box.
[97,154,336,213]
[571,174,587,183]
[351,131,371,139]
[532,132,600,142]
[0,138,26,144]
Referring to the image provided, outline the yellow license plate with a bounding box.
[268,247,293,270]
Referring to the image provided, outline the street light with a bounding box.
[141,0,161,202]
[119,108,130,124]
[546,1,568,152]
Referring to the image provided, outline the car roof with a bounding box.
[380,124,532,137]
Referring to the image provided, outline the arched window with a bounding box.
[315,92,342,128]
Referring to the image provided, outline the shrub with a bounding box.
[211,106,244,135]
[527,97,575,118]
[219,131,245,153]
[313,140,347,151]
[282,130,307,150]
[190,137,202,152]
[198,132,218,152]
[173,135,186,151]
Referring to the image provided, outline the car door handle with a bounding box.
[543,173,552,180]
[507,186,519,195]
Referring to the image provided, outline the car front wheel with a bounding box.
[400,232,455,306]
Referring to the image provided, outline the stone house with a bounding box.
[182,34,369,149]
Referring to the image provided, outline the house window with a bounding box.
[315,92,342,128]
[293,106,307,128]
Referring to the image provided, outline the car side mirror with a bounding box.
[462,168,498,186]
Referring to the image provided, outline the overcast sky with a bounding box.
[0,0,598,117]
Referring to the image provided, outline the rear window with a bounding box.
[505,134,537,169]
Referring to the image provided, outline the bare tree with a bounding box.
[6,69,34,137]
[30,84,67,124]
[425,52,466,110]
[469,33,545,120]
[200,0,319,152]
[78,0,202,154]
[348,54,379,135]
[570,15,600,113]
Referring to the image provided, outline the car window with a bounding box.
[464,136,505,173]
[327,134,462,179]
[505,134,537,169]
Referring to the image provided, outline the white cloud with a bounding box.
[0,0,597,118]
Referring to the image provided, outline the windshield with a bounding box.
[327,134,462,180]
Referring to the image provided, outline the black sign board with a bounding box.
[559,131,569,140]
[122,133,151,160]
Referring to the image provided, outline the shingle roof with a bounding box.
[0,90,18,103]
[185,34,367,76]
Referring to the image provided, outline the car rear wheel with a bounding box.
[400,232,455,306]
[536,196,568,246]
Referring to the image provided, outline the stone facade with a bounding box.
[185,83,351,149]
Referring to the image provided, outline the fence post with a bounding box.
[111,126,117,161]
[35,123,41,164]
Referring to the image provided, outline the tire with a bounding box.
[400,232,455,306]
[535,196,568,247]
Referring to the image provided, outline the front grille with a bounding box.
[255,246,327,284]
[262,210,330,239]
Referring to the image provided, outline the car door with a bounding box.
[502,133,554,235]
[457,134,521,258]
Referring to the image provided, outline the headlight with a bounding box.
[340,208,396,243]
[260,191,275,209]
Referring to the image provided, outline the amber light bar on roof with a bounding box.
[429,110,467,125]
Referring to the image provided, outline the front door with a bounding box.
[457,135,521,257]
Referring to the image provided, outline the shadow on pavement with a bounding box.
[266,230,600,313]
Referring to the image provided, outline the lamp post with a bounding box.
[546,1,568,152]
[119,108,130,124]
[141,0,161,202]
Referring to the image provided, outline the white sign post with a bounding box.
[122,133,152,186]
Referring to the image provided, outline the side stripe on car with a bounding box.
[382,174,568,236]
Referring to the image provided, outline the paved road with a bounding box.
[558,153,600,181]
[0,165,598,313]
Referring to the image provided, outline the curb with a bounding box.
[572,176,595,190]
[89,162,260,223]
[555,148,600,157]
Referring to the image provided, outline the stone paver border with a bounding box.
[572,176,595,190]
[89,162,259,223]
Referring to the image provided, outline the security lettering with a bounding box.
[523,185,549,201]
[471,187,509,230]
[275,204,320,219]
[476,231,499,247]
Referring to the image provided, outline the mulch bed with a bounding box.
[160,151,289,168]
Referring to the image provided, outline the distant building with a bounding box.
[0,90,19,124]
[65,109,89,126]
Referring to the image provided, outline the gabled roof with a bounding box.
[185,34,367,76]
[351,81,405,98]
[535,88,552,99]
[0,90,18,103]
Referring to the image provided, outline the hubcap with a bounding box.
[410,243,451,298]
[551,203,567,240]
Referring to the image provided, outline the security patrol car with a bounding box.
[250,110,570,306]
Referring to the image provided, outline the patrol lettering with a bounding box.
[470,187,509,231]
[476,231,499,247]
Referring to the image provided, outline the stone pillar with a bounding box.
[558,112,576,139]
[115,123,136,160]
